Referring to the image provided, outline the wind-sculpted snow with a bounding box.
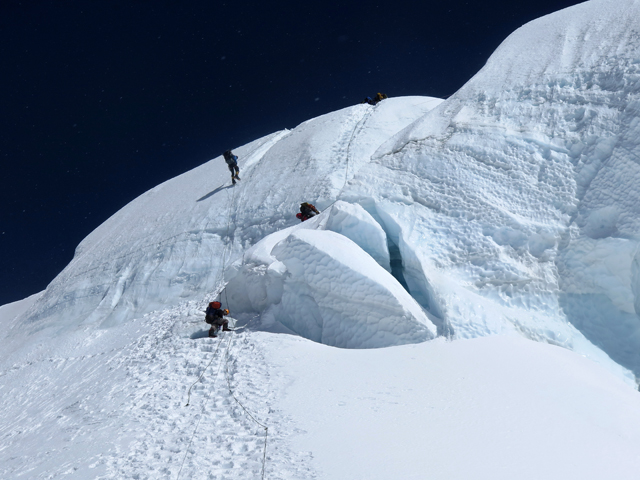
[272,230,436,347]
[9,0,640,382]
[15,97,441,333]
[6,1,640,477]
[323,201,391,271]
[338,0,640,381]
[224,204,436,348]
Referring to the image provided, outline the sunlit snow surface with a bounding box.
[345,0,640,379]
[16,96,441,333]
[2,300,640,479]
[224,201,437,348]
[3,0,640,477]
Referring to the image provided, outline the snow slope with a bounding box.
[2,300,640,479]
[273,334,640,480]
[3,0,640,478]
[14,96,441,333]
[345,0,640,379]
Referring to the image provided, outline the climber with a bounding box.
[361,92,388,105]
[205,301,231,337]
[373,92,388,104]
[223,150,241,185]
[296,202,320,222]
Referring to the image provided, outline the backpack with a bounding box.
[223,150,237,165]
[206,301,221,316]
[301,202,318,215]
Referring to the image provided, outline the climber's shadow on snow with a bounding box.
[197,184,233,202]
[190,329,210,339]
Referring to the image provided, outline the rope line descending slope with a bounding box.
[222,177,246,307]
[176,103,382,479]
[176,178,240,480]
[224,336,269,480]
[176,331,233,480]
[177,171,269,479]
[213,183,239,303]
[320,103,377,215]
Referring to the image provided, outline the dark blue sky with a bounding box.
[0,0,585,305]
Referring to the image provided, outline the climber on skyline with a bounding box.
[223,150,241,185]
[361,92,388,105]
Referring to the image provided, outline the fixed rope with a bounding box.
[220,151,253,307]
[211,183,238,301]
[223,334,269,480]
[176,329,234,480]
[175,171,241,480]
[319,103,377,215]
[207,139,266,304]
[184,336,225,407]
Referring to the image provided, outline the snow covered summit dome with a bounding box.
[348,0,640,379]
[6,2,640,478]
[13,0,640,381]
[17,96,443,349]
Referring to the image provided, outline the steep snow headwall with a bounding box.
[348,0,640,380]
[225,227,436,348]
[16,98,441,332]
[11,0,640,383]
[224,201,437,348]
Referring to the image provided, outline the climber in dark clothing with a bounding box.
[373,92,388,104]
[205,301,231,337]
[223,150,241,185]
[361,92,388,106]
[296,202,320,222]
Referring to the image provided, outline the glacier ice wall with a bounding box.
[16,98,441,333]
[11,0,640,382]
[224,201,437,348]
[347,0,640,378]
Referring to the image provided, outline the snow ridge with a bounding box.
[345,0,640,381]
[224,201,437,348]
[5,1,640,477]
